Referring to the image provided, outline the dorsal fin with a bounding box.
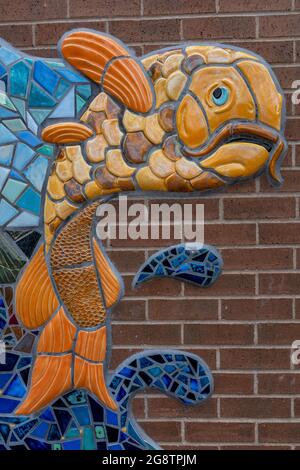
[61,30,153,113]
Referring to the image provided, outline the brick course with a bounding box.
[1,0,299,450]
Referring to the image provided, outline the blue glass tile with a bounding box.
[73,406,90,426]
[40,407,55,422]
[0,92,16,111]
[24,156,48,191]
[2,179,26,203]
[0,423,10,442]
[17,188,41,215]
[6,211,39,227]
[30,422,48,439]
[17,357,31,369]
[57,68,87,83]
[63,439,81,450]
[119,366,135,378]
[0,48,20,65]
[0,64,5,76]
[0,144,14,166]
[0,374,12,389]
[13,142,35,170]
[25,438,51,450]
[0,108,17,118]
[106,410,118,426]
[10,61,30,98]
[0,124,17,145]
[0,199,18,224]
[76,94,86,113]
[33,61,59,94]
[28,83,56,107]
[50,88,75,118]
[3,375,26,399]
[26,112,38,134]
[0,398,19,413]
[47,424,61,441]
[0,166,10,190]
[16,131,42,148]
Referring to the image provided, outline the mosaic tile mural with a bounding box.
[0,30,286,450]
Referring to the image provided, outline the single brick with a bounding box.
[220,397,291,418]
[184,273,255,296]
[109,19,181,42]
[223,197,295,220]
[259,222,300,244]
[148,298,219,320]
[221,247,293,270]
[259,423,300,443]
[147,396,217,418]
[221,298,293,320]
[259,273,300,295]
[143,0,215,15]
[36,21,106,46]
[182,16,256,40]
[260,15,300,37]
[184,323,254,345]
[0,0,67,21]
[219,0,292,12]
[213,373,254,394]
[185,422,255,443]
[258,323,300,345]
[112,323,181,346]
[220,348,291,370]
[258,373,300,394]
[69,0,140,17]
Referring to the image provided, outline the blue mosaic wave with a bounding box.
[133,243,223,288]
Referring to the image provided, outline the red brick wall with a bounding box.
[1,0,299,450]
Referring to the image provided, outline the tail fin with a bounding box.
[74,327,117,411]
[15,307,75,415]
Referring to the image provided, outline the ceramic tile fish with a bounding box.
[4,30,286,416]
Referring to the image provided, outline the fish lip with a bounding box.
[182,120,280,159]
[182,120,287,187]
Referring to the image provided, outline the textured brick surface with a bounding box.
[2,0,299,450]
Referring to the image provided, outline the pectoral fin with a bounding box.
[42,122,93,144]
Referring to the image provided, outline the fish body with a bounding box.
[14,30,287,415]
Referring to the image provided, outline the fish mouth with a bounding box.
[182,121,287,186]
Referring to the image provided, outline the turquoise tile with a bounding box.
[10,61,30,98]
[54,79,69,100]
[0,199,18,225]
[3,119,26,132]
[29,108,51,125]
[0,124,17,145]
[0,166,10,190]
[76,94,86,113]
[0,145,14,166]
[0,92,16,111]
[11,98,25,119]
[33,61,59,95]
[37,144,54,157]
[0,48,20,65]
[29,83,56,107]
[14,142,35,170]
[24,156,48,191]
[77,84,91,100]
[6,210,39,227]
[2,178,27,203]
[50,87,74,118]
[17,187,41,215]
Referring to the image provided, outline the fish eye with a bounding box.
[212,86,229,106]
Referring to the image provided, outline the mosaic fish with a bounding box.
[14,30,287,415]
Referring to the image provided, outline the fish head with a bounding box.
[172,45,287,190]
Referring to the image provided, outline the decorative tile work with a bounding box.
[0,29,287,450]
[133,243,223,288]
[0,41,92,229]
